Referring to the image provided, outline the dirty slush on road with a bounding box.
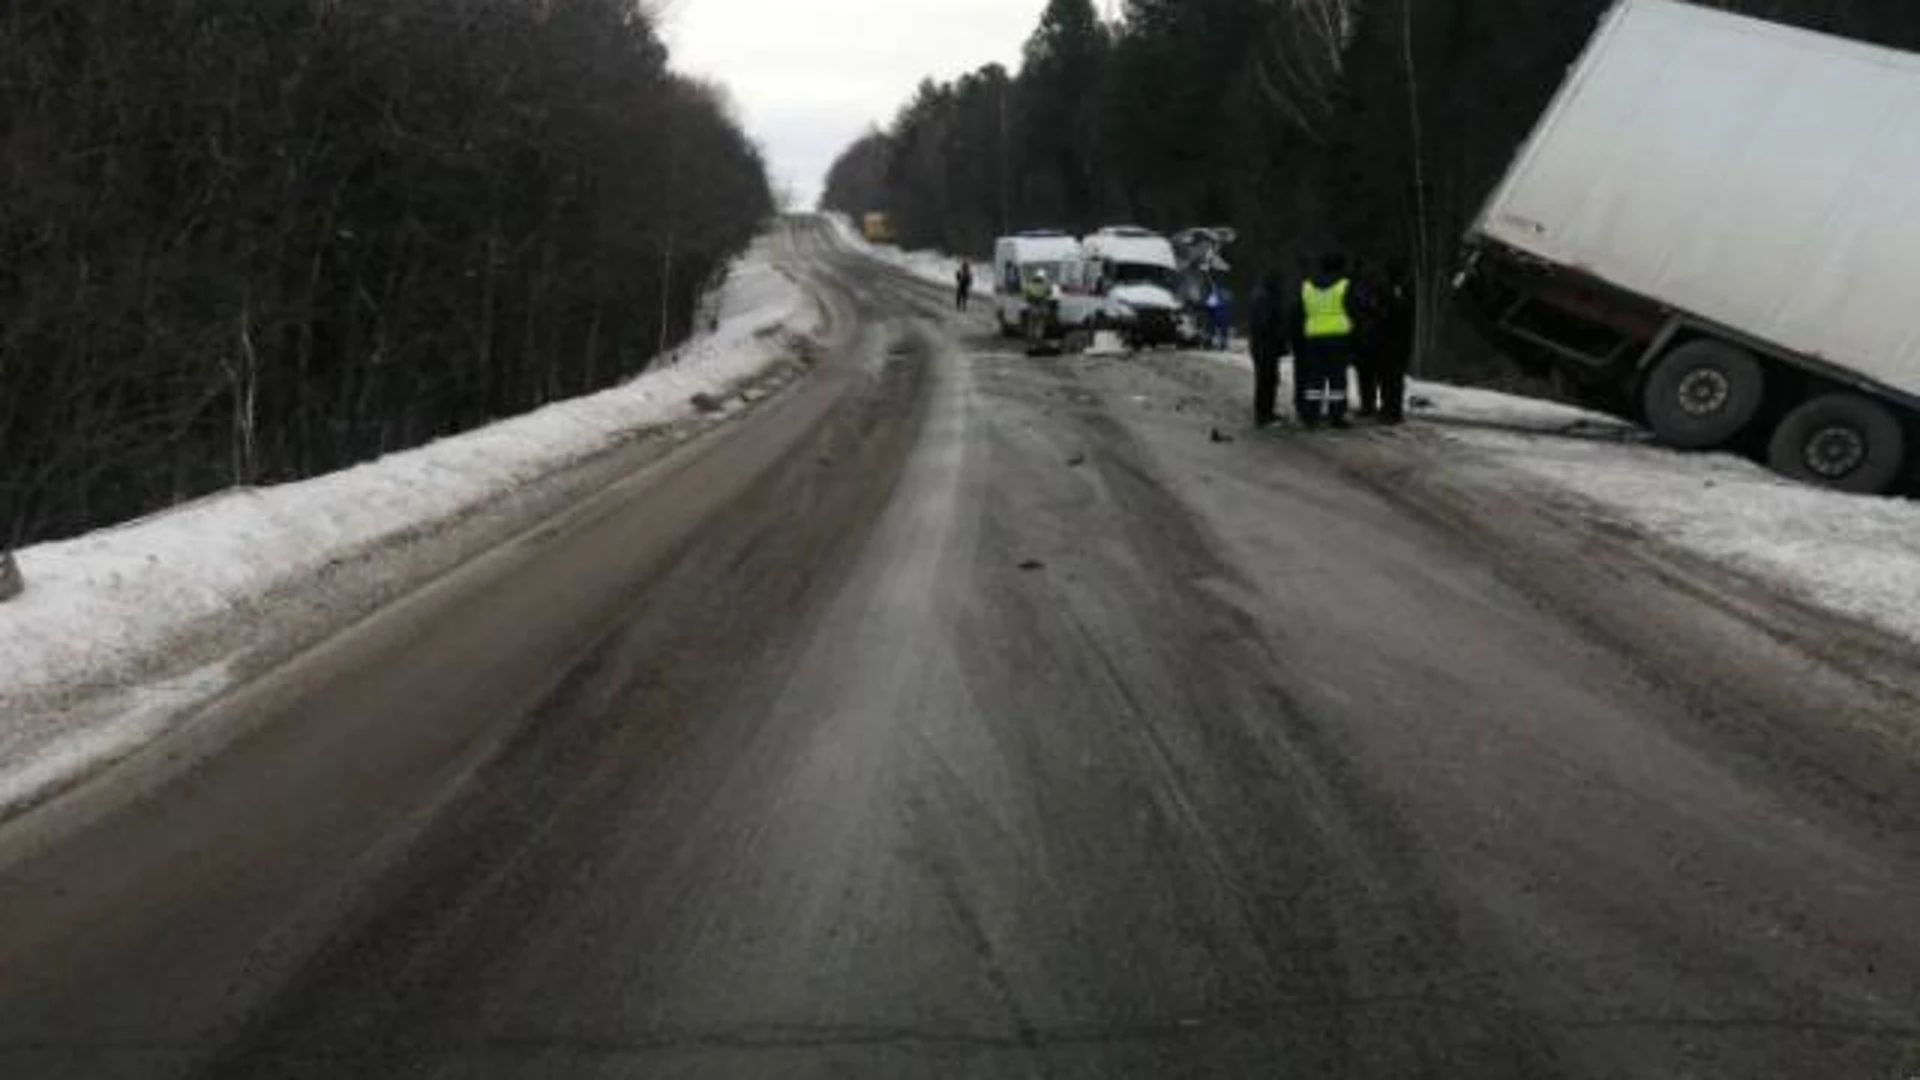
[3,229,1918,1080]
[196,237,1920,1078]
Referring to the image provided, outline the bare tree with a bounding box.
[1,0,773,545]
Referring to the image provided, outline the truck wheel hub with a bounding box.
[1677,368,1732,417]
[1806,425,1867,478]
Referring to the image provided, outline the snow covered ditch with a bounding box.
[1438,410,1920,646]
[0,235,826,814]
[1406,379,1920,647]
[1194,350,1920,648]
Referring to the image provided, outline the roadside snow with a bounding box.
[1204,348,1634,437]
[0,234,823,813]
[1405,382,1644,442]
[0,663,233,813]
[1448,424,1920,644]
[1398,376,1920,647]
[825,214,982,293]
[1395,371,1920,646]
[1201,349,1920,646]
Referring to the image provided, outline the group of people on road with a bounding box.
[955,249,1414,431]
[1249,254,1415,430]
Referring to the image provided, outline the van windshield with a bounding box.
[1111,262,1177,291]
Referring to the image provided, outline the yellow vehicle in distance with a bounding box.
[861,212,895,245]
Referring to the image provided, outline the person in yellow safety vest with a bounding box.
[1021,268,1057,338]
[1022,268,1056,305]
[1288,253,1358,430]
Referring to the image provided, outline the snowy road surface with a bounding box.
[2,218,1917,1079]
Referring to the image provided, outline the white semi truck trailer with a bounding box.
[1456,0,1920,492]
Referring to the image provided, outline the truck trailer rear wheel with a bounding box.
[1641,340,1766,449]
[1767,393,1907,494]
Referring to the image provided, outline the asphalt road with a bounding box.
[3,218,1917,1079]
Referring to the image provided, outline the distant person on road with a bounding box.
[1289,253,1358,430]
[1248,271,1286,428]
[1206,281,1232,350]
[956,260,975,312]
[1358,258,1415,424]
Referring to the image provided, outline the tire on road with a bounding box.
[1641,339,1767,449]
[1767,393,1908,494]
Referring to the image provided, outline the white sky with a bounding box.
[661,0,1052,208]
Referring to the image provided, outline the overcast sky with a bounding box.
[661,0,1052,208]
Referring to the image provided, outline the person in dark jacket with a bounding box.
[1288,253,1359,429]
[1358,258,1415,423]
[955,260,975,312]
[1248,271,1286,427]
[1206,281,1232,350]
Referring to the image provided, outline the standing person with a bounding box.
[1371,258,1416,424]
[1021,268,1058,347]
[1354,261,1383,419]
[1288,253,1359,430]
[1206,280,1232,351]
[955,260,975,312]
[1248,271,1286,427]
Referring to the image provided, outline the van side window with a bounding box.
[1004,265,1021,293]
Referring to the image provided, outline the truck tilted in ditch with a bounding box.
[1457,0,1920,493]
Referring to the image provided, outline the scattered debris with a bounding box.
[690,392,726,414]
[1018,559,1047,572]
[1209,428,1235,444]
[1410,395,1437,411]
[1067,452,1088,467]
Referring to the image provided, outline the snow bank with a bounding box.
[0,234,823,812]
[1404,381,1643,442]
[1210,348,1920,646]
[824,214,983,293]
[1204,349,1627,432]
[1353,370,1920,647]
[1449,424,1920,644]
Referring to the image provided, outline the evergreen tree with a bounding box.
[1,0,772,543]
[818,0,1920,378]
[1015,0,1109,230]
[820,132,895,222]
